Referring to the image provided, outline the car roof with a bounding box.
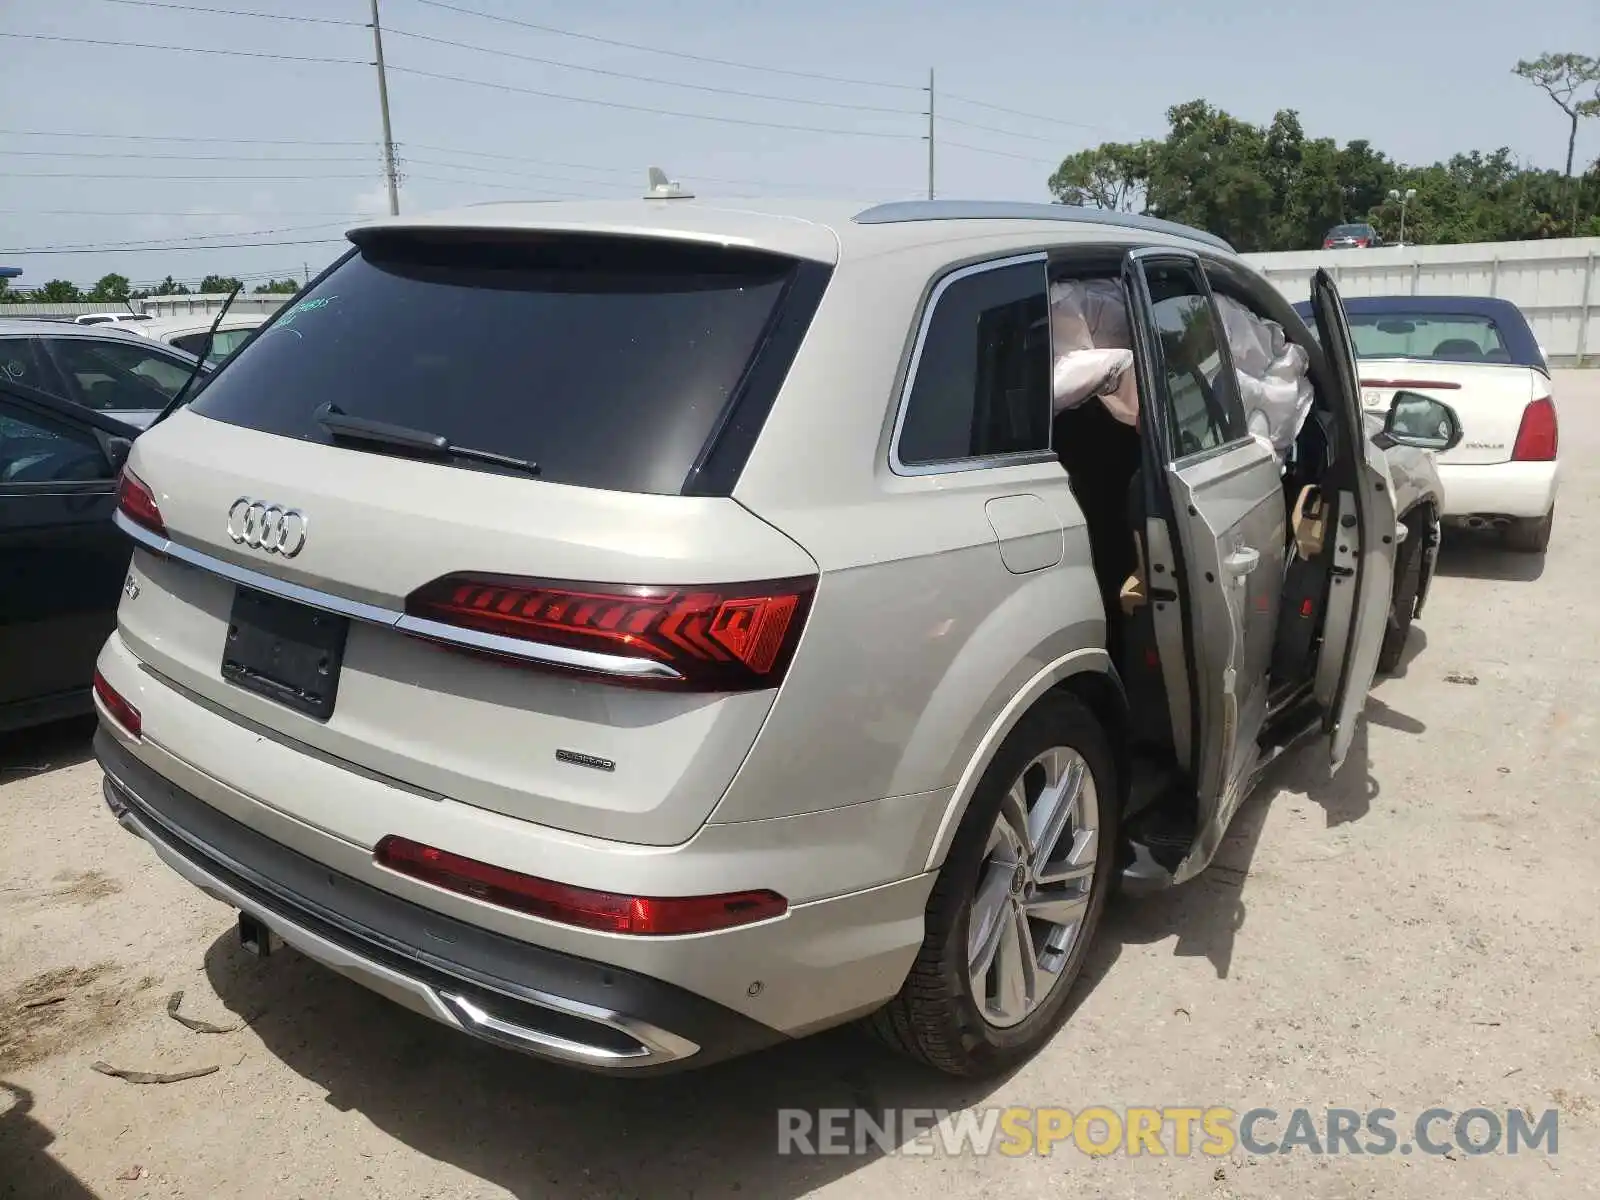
[137,313,267,337]
[0,316,193,349]
[345,197,1235,266]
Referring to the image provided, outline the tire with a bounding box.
[1504,506,1553,554]
[868,692,1119,1077]
[1378,520,1424,674]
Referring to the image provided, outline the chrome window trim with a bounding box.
[888,252,1053,478]
[113,510,683,682]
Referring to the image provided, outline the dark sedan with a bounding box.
[1322,223,1383,249]
[0,376,138,732]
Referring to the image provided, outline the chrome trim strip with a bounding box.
[114,510,683,681]
[887,252,1053,479]
[116,510,396,625]
[395,614,683,680]
[104,771,701,1069]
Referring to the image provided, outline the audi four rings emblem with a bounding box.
[227,497,308,557]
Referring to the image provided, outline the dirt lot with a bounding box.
[4,373,1599,1200]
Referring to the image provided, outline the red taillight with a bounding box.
[403,573,815,692]
[1512,397,1559,461]
[93,669,142,738]
[375,835,787,935]
[116,468,165,536]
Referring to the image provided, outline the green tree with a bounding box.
[198,274,244,294]
[1040,98,1600,249]
[1513,53,1600,177]
[1047,141,1154,212]
[252,278,300,294]
[152,276,191,296]
[1142,101,1278,251]
[87,272,132,303]
[36,280,82,302]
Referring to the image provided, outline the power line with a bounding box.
[4,221,360,254]
[7,171,378,181]
[406,0,920,92]
[407,146,910,194]
[0,128,375,147]
[385,64,919,139]
[941,92,1116,134]
[3,237,349,255]
[0,31,364,66]
[90,0,364,26]
[403,172,600,199]
[382,25,917,116]
[404,155,637,189]
[941,140,1062,167]
[0,150,378,163]
[0,209,367,217]
[937,115,1061,145]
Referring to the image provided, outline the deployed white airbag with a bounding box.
[1214,294,1314,458]
[1048,279,1138,426]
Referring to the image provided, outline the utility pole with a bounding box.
[370,0,399,215]
[926,67,935,201]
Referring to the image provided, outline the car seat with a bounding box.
[1431,338,1484,360]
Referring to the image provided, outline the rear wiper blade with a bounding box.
[313,403,539,476]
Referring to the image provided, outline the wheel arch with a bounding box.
[1396,497,1439,618]
[921,650,1128,873]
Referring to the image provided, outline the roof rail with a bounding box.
[851,200,1233,253]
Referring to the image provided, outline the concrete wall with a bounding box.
[1240,237,1600,366]
[3,294,292,320]
[136,293,291,317]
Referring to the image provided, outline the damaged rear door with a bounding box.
[1123,250,1285,867]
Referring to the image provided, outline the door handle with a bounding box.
[1224,546,1261,577]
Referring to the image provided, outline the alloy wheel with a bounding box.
[966,746,1099,1028]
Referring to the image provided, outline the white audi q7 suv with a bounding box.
[94,197,1458,1076]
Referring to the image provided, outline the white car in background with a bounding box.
[73,312,154,328]
[135,313,268,365]
[1296,295,1559,552]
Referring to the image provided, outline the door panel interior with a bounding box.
[1306,269,1397,771]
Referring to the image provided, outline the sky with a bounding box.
[1,0,1596,291]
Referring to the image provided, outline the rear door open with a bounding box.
[1123,250,1285,828]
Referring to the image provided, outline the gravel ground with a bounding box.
[3,372,1598,1200]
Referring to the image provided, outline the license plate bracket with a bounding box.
[221,587,349,720]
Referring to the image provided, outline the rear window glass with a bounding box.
[189,234,801,494]
[1347,312,1509,362]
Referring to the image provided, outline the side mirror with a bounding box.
[103,435,134,472]
[1383,391,1462,452]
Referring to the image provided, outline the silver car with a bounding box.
[0,318,203,429]
[92,199,1458,1077]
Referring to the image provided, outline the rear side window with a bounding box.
[896,258,1052,468]
[0,338,49,392]
[172,327,252,363]
[189,235,804,495]
[45,338,190,409]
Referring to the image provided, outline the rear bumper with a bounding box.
[1436,459,1559,520]
[98,730,787,1073]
